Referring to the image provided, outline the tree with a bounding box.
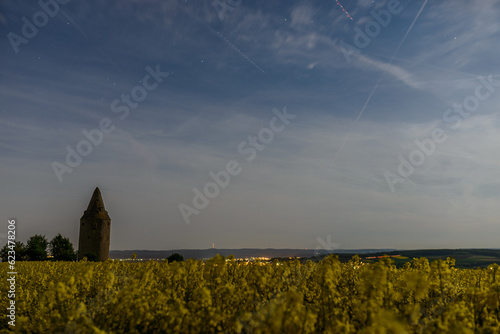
[167,253,184,263]
[25,235,48,261]
[131,252,137,261]
[0,241,26,262]
[50,234,76,261]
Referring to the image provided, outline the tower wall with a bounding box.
[78,187,111,261]
[78,216,111,261]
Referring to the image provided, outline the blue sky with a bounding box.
[1,0,500,250]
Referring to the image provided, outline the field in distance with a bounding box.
[111,248,500,268]
[332,248,500,269]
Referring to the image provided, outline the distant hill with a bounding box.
[110,248,500,268]
[110,248,397,260]
[360,248,500,269]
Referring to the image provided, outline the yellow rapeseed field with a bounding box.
[1,255,499,333]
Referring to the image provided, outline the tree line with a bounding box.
[2,235,187,262]
[1,233,77,262]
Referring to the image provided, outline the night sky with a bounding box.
[1,0,499,250]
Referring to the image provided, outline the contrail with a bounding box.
[393,0,429,58]
[186,9,267,76]
[213,30,267,76]
[324,0,429,182]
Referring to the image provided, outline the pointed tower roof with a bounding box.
[81,187,110,220]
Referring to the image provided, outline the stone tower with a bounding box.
[78,187,111,261]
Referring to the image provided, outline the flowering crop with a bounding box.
[1,255,499,333]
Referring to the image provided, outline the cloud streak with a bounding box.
[1,0,500,250]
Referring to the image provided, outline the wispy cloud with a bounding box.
[1,0,500,249]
